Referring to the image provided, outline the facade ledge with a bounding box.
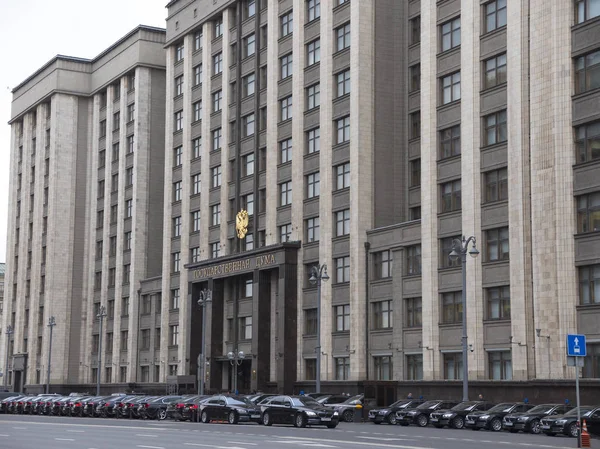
[480,25,507,41]
[480,82,507,96]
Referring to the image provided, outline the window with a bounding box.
[191,101,202,122]
[307,0,321,21]
[170,325,179,346]
[409,111,421,139]
[113,112,120,131]
[169,364,178,376]
[336,162,350,190]
[577,192,600,233]
[280,53,293,79]
[489,351,512,380]
[279,224,292,242]
[404,297,422,328]
[410,16,421,45]
[212,90,223,113]
[334,357,350,380]
[280,181,292,206]
[441,291,462,324]
[336,23,351,51]
[243,113,255,137]
[441,17,461,51]
[486,227,509,261]
[214,18,223,37]
[583,343,600,378]
[243,193,254,215]
[243,73,255,97]
[306,172,320,198]
[92,334,100,353]
[484,110,507,145]
[307,39,321,65]
[121,330,129,351]
[575,50,600,94]
[307,128,320,154]
[142,295,152,314]
[188,174,200,195]
[175,43,184,62]
[194,31,202,51]
[99,120,107,138]
[576,0,600,24]
[406,354,423,380]
[409,64,420,92]
[173,181,182,202]
[175,76,184,96]
[211,204,221,226]
[122,296,130,316]
[336,116,350,144]
[194,64,203,86]
[441,236,461,268]
[373,300,393,329]
[212,128,222,150]
[440,125,461,159]
[440,180,461,212]
[485,0,507,32]
[174,111,183,131]
[242,34,256,59]
[334,305,350,331]
[306,83,320,110]
[127,135,134,154]
[336,209,350,236]
[280,96,293,121]
[484,168,508,202]
[173,146,183,167]
[126,167,133,186]
[306,217,320,242]
[192,211,201,232]
[373,250,392,278]
[124,231,132,250]
[243,153,255,176]
[111,174,119,192]
[239,316,253,340]
[244,233,254,251]
[484,53,507,89]
[172,251,181,273]
[579,264,600,304]
[211,241,221,258]
[335,256,350,283]
[173,216,182,237]
[487,286,511,320]
[441,72,461,104]
[406,245,421,275]
[304,309,318,335]
[373,356,392,381]
[281,11,293,37]
[336,70,351,97]
[192,137,202,159]
[444,353,463,380]
[410,159,421,187]
[126,199,133,218]
[213,52,223,75]
[170,289,180,310]
[245,0,256,18]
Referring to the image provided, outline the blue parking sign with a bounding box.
[566,334,586,357]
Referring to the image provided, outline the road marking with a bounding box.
[277,443,338,448]
[66,430,85,433]
[277,436,433,449]
[0,434,10,437]
[137,446,165,449]
[357,437,415,442]
[136,434,159,438]
[226,443,258,446]
[12,427,26,430]
[55,438,75,441]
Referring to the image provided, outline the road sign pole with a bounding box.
[567,334,586,449]
[576,357,581,449]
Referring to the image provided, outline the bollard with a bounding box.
[581,419,591,448]
[353,404,363,423]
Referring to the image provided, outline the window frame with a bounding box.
[440,17,461,52]
[484,0,507,33]
[484,53,507,89]
[486,286,511,320]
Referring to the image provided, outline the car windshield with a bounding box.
[526,404,555,414]
[487,403,516,413]
[452,402,479,411]
[342,395,363,405]
[226,397,251,406]
[417,401,440,410]
[389,400,411,408]
[565,407,594,417]
[292,397,320,407]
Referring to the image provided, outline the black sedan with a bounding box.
[260,395,339,428]
[368,399,424,425]
[465,402,535,431]
[429,401,495,429]
[329,394,364,423]
[503,403,573,434]
[541,406,600,438]
[199,395,260,424]
[316,394,349,407]
[139,396,183,420]
[396,400,460,427]
[0,395,24,414]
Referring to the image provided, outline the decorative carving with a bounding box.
[236,209,249,239]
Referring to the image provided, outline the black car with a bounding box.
[316,395,349,407]
[0,395,24,414]
[368,399,424,425]
[329,394,364,423]
[168,395,209,421]
[199,395,261,424]
[541,406,600,438]
[82,396,112,417]
[259,395,339,428]
[97,394,128,418]
[503,403,573,434]
[429,401,495,429]
[247,393,277,405]
[396,400,460,427]
[139,396,183,420]
[465,402,534,432]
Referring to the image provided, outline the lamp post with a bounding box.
[197,288,212,396]
[96,306,107,396]
[227,350,245,394]
[309,264,329,394]
[449,235,479,402]
[46,316,56,394]
[4,324,13,387]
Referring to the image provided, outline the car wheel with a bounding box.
[530,419,541,434]
[342,410,354,423]
[158,409,167,421]
[452,416,465,429]
[327,423,338,429]
[568,422,579,438]
[263,412,272,426]
[490,418,502,432]
[294,413,306,428]
[387,414,397,425]
[201,411,210,423]
[417,414,429,427]
[228,411,238,425]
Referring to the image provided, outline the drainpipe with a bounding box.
[364,242,371,381]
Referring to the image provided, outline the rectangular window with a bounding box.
[192,137,202,159]
[409,64,420,92]
[335,357,350,380]
[307,0,321,21]
[304,308,318,335]
[211,241,221,258]
[213,52,223,75]
[193,101,202,122]
[243,113,255,137]
[336,209,350,236]
[307,128,320,154]
[489,350,512,380]
[279,223,292,242]
[100,120,107,138]
[174,110,183,131]
[192,173,201,195]
[575,50,600,94]
[212,128,222,151]
[173,146,183,167]
[280,181,292,206]
[173,181,182,202]
[582,343,600,378]
[374,356,392,381]
[485,0,507,33]
[336,162,350,190]
[280,53,293,79]
[440,236,461,268]
[441,17,461,52]
[410,16,421,45]
[440,125,461,159]
[441,291,462,324]
[306,83,320,110]
[373,300,393,329]
[409,111,421,140]
[441,72,461,104]
[484,167,508,203]
[124,231,132,250]
[487,286,511,320]
[127,135,134,153]
[194,64,203,86]
[175,43,184,62]
[126,167,133,186]
[373,250,392,278]
[243,233,254,251]
[307,39,321,65]
[281,11,293,37]
[334,305,350,331]
[336,23,351,52]
[406,354,423,380]
[243,73,255,97]
[121,330,129,351]
[336,116,350,144]
[406,245,421,275]
[169,325,179,346]
[243,33,256,58]
[239,316,253,340]
[126,199,133,218]
[171,289,180,310]
[484,110,508,145]
[306,216,320,242]
[335,256,350,283]
[173,216,182,237]
[336,70,351,97]
[214,17,223,37]
[122,296,130,316]
[486,227,509,261]
[211,204,221,226]
[142,295,152,315]
[410,159,421,187]
[175,76,184,96]
[190,247,200,263]
[243,153,255,177]
[243,193,254,215]
[575,0,600,24]
[194,31,202,51]
[577,192,600,233]
[212,90,223,112]
[306,172,320,199]
[484,53,507,89]
[280,96,293,121]
[579,264,600,305]
[172,251,181,273]
[576,121,600,163]
[444,353,463,380]
[113,111,120,131]
[440,180,461,213]
[192,210,201,232]
[405,297,422,328]
[245,0,256,18]
[279,139,292,164]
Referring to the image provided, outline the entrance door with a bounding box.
[227,360,252,394]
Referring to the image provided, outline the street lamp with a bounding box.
[4,324,13,387]
[96,306,107,396]
[197,288,212,396]
[449,235,479,402]
[46,316,56,394]
[227,350,245,394]
[309,263,329,394]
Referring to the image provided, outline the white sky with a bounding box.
[0,0,168,262]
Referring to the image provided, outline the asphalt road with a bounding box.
[0,414,585,449]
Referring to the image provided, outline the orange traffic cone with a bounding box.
[581,419,591,448]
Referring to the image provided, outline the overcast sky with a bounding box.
[0,0,168,262]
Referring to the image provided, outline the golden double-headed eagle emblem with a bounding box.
[236,209,249,239]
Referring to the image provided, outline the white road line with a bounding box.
[277,435,441,449]
[66,430,85,433]
[226,443,258,446]
[55,438,75,441]
[0,420,170,432]
[136,434,158,437]
[137,446,165,449]
[12,427,26,430]
[0,434,10,437]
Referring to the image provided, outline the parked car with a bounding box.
[123,396,154,419]
[396,400,460,427]
[503,403,574,434]
[168,395,209,421]
[259,395,339,428]
[0,395,24,413]
[465,402,535,432]
[199,395,260,424]
[329,394,364,423]
[138,396,183,420]
[246,393,276,405]
[82,396,111,417]
[541,406,600,438]
[368,399,424,425]
[316,394,349,407]
[96,394,128,418]
[429,401,495,429]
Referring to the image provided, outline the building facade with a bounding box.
[2,0,600,396]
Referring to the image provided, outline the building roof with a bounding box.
[0,263,5,276]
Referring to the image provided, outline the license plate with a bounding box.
[430,418,438,422]
[504,422,513,427]
[466,420,475,425]
[250,415,260,419]
[542,425,550,430]
[321,417,332,422]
